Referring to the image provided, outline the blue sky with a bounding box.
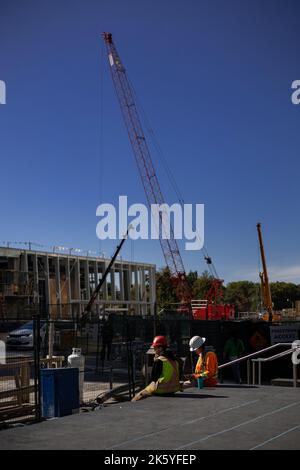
[0,0,299,284]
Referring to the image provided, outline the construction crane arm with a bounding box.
[102,32,191,303]
[257,222,273,322]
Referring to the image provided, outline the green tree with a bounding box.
[224,281,259,312]
[191,270,214,299]
[156,267,178,311]
[270,282,300,310]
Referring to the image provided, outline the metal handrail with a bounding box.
[252,346,300,363]
[252,345,300,387]
[218,343,293,386]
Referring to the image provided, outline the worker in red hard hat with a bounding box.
[132,335,182,401]
[184,336,218,388]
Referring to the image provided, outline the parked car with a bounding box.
[6,321,47,349]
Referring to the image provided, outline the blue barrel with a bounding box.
[40,368,79,418]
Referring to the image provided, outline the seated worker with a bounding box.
[132,335,181,401]
[185,336,218,387]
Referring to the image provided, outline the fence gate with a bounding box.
[0,317,40,429]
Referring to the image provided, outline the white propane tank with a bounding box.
[67,348,85,403]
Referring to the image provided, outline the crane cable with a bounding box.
[128,77,219,279]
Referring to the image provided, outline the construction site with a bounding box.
[1,2,300,452]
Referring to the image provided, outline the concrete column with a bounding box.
[134,268,139,301]
[140,266,146,316]
[110,268,116,301]
[150,266,156,316]
[74,258,80,300]
[84,259,90,300]
[102,262,108,300]
[44,255,51,318]
[66,257,72,317]
[54,256,62,318]
[119,265,125,301]
[140,266,146,301]
[93,260,98,296]
[33,253,39,307]
[124,266,130,301]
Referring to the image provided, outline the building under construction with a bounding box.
[0,246,156,320]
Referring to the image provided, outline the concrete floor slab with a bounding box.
[0,385,299,450]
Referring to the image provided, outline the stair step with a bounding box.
[271,378,300,387]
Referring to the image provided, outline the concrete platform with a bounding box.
[0,385,299,450]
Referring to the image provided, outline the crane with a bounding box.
[257,223,273,322]
[102,32,191,304]
[102,33,233,319]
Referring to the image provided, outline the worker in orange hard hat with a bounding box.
[184,336,218,388]
[132,335,182,401]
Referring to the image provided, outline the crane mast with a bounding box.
[102,32,191,302]
[257,223,273,322]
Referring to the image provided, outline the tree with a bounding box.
[270,282,300,310]
[192,270,215,299]
[224,281,259,312]
[156,267,178,311]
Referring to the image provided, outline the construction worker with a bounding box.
[185,336,218,387]
[223,330,245,384]
[131,335,181,401]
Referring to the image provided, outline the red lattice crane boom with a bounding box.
[102,32,191,303]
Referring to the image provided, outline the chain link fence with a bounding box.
[1,312,298,427]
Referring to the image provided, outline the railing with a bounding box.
[218,343,293,386]
[252,345,300,387]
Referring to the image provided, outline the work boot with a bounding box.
[131,389,152,402]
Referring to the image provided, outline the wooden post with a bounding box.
[20,362,30,403]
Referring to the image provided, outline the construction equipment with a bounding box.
[102,32,191,305]
[81,226,131,322]
[102,33,233,319]
[257,223,273,322]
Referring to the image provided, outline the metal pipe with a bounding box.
[110,366,113,390]
[247,360,250,385]
[258,360,262,386]
[293,364,298,388]
[218,343,292,370]
[260,347,298,362]
[252,361,256,386]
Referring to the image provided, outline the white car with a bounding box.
[6,321,47,349]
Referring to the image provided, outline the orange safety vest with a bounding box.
[194,351,218,387]
[154,355,180,395]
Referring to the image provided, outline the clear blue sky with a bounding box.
[1,0,299,284]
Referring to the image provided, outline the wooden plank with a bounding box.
[0,404,35,420]
[0,385,35,400]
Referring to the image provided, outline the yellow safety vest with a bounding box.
[154,355,180,395]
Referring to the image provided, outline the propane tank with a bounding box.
[67,348,85,403]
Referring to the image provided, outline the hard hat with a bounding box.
[152,335,168,348]
[189,336,206,351]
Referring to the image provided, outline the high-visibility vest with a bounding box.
[194,351,218,386]
[154,355,180,395]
